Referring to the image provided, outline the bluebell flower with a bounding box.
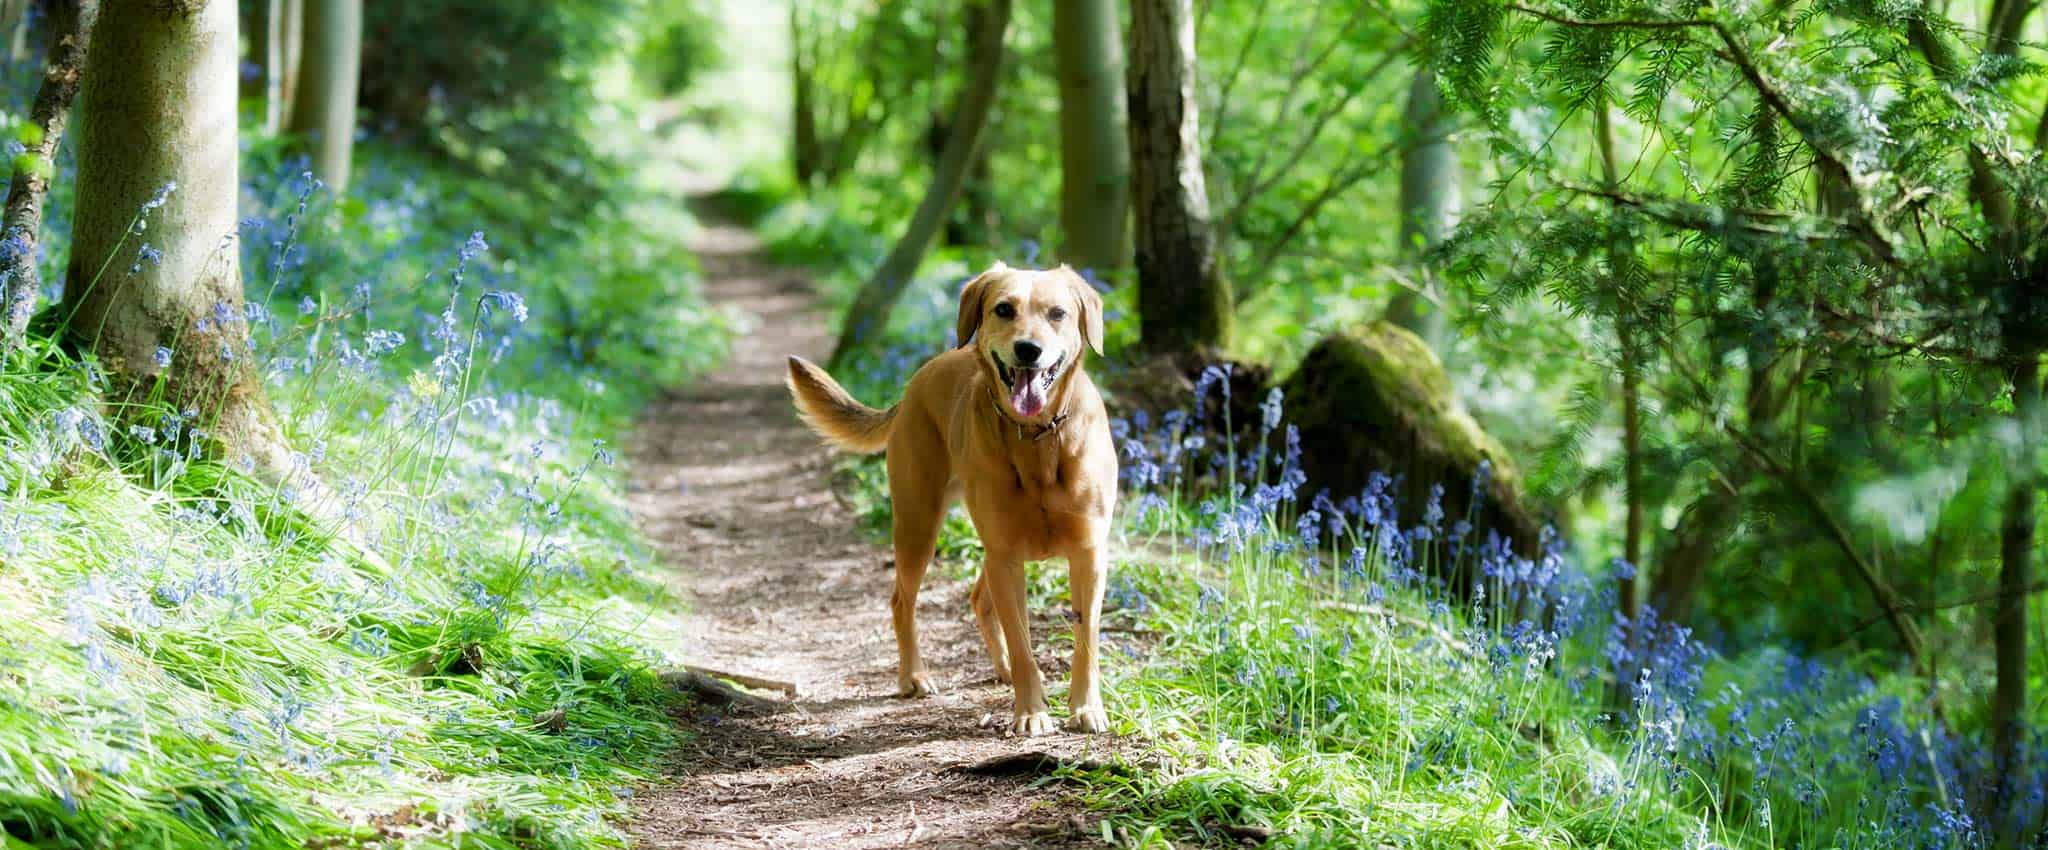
[1260,387,1284,434]
[484,290,528,323]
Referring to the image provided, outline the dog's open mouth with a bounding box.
[994,353,1064,419]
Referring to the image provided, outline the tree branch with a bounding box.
[1505,3,1900,264]
[1204,0,1271,156]
[2,0,95,343]
[1219,36,1413,240]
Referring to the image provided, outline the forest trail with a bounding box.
[621,200,1117,849]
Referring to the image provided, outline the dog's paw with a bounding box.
[992,667,1013,686]
[1007,710,1057,737]
[1065,704,1109,734]
[896,674,938,698]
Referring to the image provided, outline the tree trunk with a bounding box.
[2,0,28,63]
[1127,0,1229,355]
[62,0,288,470]
[932,3,998,248]
[2,0,94,345]
[1990,357,2038,833]
[1385,67,1458,348]
[285,0,359,189]
[260,0,284,131]
[790,3,819,187]
[240,0,263,103]
[273,0,301,135]
[1592,101,1643,628]
[825,0,1011,369]
[927,108,996,247]
[1054,0,1129,275]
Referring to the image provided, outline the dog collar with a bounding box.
[987,387,1071,443]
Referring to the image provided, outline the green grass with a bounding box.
[0,123,730,846]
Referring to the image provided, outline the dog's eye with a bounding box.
[1048,307,1067,322]
[993,303,1015,320]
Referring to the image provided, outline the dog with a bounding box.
[786,262,1118,735]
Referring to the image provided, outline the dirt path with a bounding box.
[622,207,1119,849]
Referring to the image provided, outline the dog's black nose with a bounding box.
[1012,340,1042,365]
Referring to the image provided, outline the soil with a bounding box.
[621,207,1125,849]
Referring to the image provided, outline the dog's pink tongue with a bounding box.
[1011,368,1045,417]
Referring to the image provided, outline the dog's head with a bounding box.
[955,262,1104,421]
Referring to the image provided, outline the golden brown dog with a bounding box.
[786,262,1118,735]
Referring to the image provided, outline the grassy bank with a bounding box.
[0,120,728,847]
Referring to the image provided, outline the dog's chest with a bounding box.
[958,433,1098,555]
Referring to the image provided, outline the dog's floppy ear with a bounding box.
[955,262,1007,347]
[1063,266,1106,355]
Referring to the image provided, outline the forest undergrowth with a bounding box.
[757,189,2047,850]
[0,100,729,848]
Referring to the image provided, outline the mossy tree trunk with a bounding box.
[1127,0,1229,356]
[2,0,95,345]
[1054,0,1128,275]
[62,0,290,471]
[826,0,1011,369]
[285,0,360,188]
[1385,67,1457,349]
[1282,322,1543,583]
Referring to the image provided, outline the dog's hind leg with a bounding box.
[885,433,948,698]
[969,573,1011,684]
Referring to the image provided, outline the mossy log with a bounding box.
[1280,321,1541,564]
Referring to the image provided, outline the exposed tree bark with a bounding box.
[1990,357,2039,833]
[1,0,94,345]
[1054,0,1129,274]
[1386,67,1458,348]
[62,0,289,471]
[825,0,1011,369]
[1128,0,1230,356]
[285,0,360,189]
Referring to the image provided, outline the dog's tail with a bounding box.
[786,356,896,454]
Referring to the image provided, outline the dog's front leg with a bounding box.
[1064,542,1109,733]
[985,546,1054,735]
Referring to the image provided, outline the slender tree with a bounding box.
[1385,67,1457,348]
[1053,0,1128,273]
[825,0,1011,369]
[1127,0,1229,355]
[270,0,302,134]
[2,0,95,344]
[286,0,361,188]
[62,0,290,469]
[1990,356,2040,833]
[789,2,820,187]
[1,0,27,62]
